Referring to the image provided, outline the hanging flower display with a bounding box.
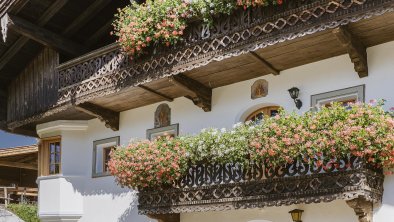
[112,0,284,60]
[109,101,394,189]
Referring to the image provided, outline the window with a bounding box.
[39,137,61,176]
[146,124,179,141]
[311,85,365,108]
[92,137,119,178]
[102,147,112,172]
[245,106,279,123]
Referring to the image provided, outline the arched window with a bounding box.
[245,106,280,123]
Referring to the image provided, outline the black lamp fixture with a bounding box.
[289,209,304,222]
[288,87,302,109]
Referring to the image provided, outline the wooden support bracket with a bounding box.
[346,197,373,222]
[139,85,173,102]
[75,102,119,131]
[2,14,87,56]
[249,51,280,75]
[333,26,368,78]
[168,74,212,112]
[148,214,180,222]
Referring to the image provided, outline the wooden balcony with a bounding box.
[137,156,383,220]
[6,0,394,134]
[58,0,388,105]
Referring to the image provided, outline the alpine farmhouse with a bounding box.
[0,0,394,222]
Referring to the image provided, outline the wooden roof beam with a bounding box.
[249,51,280,76]
[85,19,113,47]
[62,0,111,37]
[0,0,67,71]
[0,160,37,170]
[138,85,173,102]
[3,14,87,56]
[75,102,119,131]
[168,74,212,112]
[333,26,368,78]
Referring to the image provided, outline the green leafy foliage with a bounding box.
[7,204,40,222]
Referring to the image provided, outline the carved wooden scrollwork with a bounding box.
[137,156,384,215]
[56,0,386,107]
[346,197,373,222]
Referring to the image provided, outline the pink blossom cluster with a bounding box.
[113,0,190,59]
[109,101,394,189]
[108,136,187,189]
[249,101,394,171]
[237,0,283,9]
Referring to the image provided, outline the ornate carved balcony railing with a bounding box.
[138,156,383,214]
[56,0,394,105]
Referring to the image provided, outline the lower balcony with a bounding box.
[138,157,383,221]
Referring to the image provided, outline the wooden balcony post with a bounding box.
[148,214,180,222]
[346,197,373,222]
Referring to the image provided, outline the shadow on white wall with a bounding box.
[247,220,273,222]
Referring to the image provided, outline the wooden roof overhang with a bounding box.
[0,144,38,170]
[0,0,129,135]
[3,0,394,136]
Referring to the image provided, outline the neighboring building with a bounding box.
[0,145,38,204]
[0,0,394,222]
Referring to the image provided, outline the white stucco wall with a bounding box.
[38,40,394,222]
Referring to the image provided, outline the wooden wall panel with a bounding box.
[7,47,59,123]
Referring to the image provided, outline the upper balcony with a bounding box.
[5,0,394,134]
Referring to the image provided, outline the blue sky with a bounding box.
[0,130,36,148]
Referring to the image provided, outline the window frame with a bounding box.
[146,123,179,141]
[245,106,280,123]
[92,136,120,178]
[39,136,62,177]
[310,85,365,108]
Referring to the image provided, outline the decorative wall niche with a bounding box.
[251,79,268,100]
[154,103,171,128]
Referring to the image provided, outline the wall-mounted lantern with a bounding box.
[288,87,302,109]
[289,209,304,222]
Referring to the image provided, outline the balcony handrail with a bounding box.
[138,156,384,214]
[56,0,386,105]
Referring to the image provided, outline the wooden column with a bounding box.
[4,187,8,208]
[148,214,180,222]
[346,197,373,222]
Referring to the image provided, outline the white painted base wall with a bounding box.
[37,40,394,222]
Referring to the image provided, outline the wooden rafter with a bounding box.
[75,102,119,131]
[249,51,280,75]
[0,0,67,71]
[0,160,37,170]
[333,26,368,78]
[168,74,212,112]
[139,85,173,102]
[85,19,113,47]
[62,0,111,37]
[15,155,37,163]
[3,14,87,56]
